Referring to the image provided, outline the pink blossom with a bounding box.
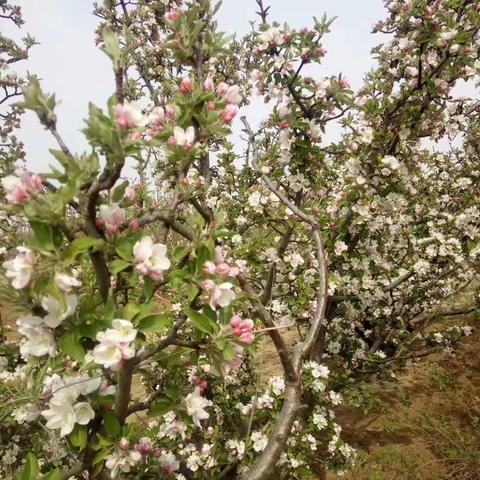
[124,186,136,202]
[119,438,131,450]
[55,272,81,293]
[216,82,228,96]
[220,104,239,124]
[214,247,225,264]
[3,247,35,289]
[113,103,145,129]
[207,101,216,111]
[129,218,140,231]
[165,10,180,21]
[131,131,142,141]
[230,316,254,344]
[98,204,126,235]
[223,85,242,104]
[195,377,208,391]
[215,263,231,276]
[201,279,215,291]
[147,107,166,135]
[209,282,236,310]
[179,77,193,93]
[165,105,176,119]
[135,437,153,455]
[133,236,171,280]
[2,169,42,204]
[204,77,215,91]
[203,261,216,274]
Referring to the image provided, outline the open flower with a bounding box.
[113,102,145,129]
[207,282,236,310]
[1,169,42,204]
[74,402,95,425]
[159,452,180,473]
[17,315,56,357]
[185,388,212,427]
[3,247,35,289]
[42,398,75,437]
[55,272,81,292]
[41,294,77,328]
[171,125,195,149]
[93,319,137,370]
[98,203,126,234]
[134,236,171,280]
[223,85,242,104]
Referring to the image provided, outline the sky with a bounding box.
[3,0,386,173]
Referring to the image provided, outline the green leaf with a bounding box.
[103,411,121,438]
[121,302,141,320]
[109,259,130,274]
[112,180,129,203]
[58,331,85,362]
[148,398,173,417]
[43,469,61,480]
[93,448,110,466]
[63,236,104,264]
[69,425,88,451]
[138,314,171,333]
[223,342,236,362]
[29,221,55,251]
[185,307,218,335]
[20,453,39,480]
[102,28,121,69]
[116,241,134,261]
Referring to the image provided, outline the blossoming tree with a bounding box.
[1,0,479,479]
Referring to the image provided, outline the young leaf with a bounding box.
[103,411,121,438]
[58,331,85,362]
[138,314,171,333]
[102,28,121,69]
[185,307,218,335]
[20,453,39,480]
[109,259,130,274]
[69,425,88,451]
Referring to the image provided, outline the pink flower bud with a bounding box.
[215,263,231,276]
[204,77,215,91]
[203,261,216,274]
[165,105,176,119]
[129,218,140,231]
[214,246,225,264]
[228,266,240,277]
[220,104,239,124]
[201,279,215,291]
[129,131,142,140]
[207,101,216,111]
[216,82,228,96]
[165,10,180,21]
[280,119,291,129]
[119,437,131,450]
[230,314,242,328]
[179,77,193,93]
[124,186,136,202]
[153,448,162,458]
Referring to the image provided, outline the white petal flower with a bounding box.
[74,402,95,425]
[3,247,35,289]
[55,272,81,292]
[42,399,76,437]
[41,294,77,328]
[134,236,171,280]
[185,388,212,427]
